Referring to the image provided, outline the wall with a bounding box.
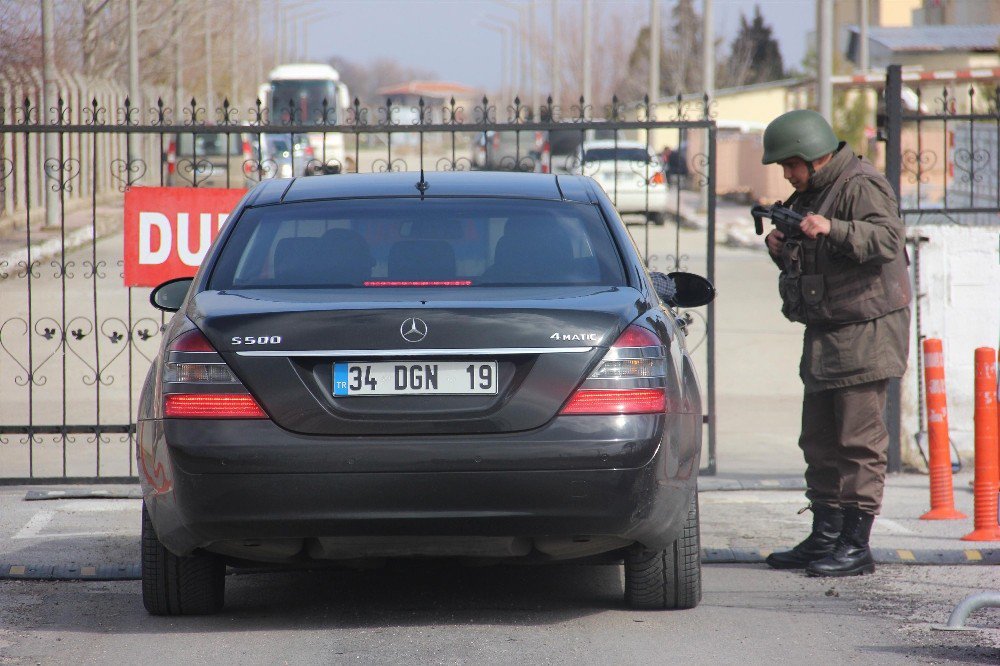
[905,225,1000,461]
[650,84,792,154]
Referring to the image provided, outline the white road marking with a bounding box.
[12,511,55,540]
[11,500,140,539]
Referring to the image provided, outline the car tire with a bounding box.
[141,504,225,615]
[623,490,701,610]
[647,212,666,226]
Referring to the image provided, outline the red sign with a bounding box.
[123,186,246,287]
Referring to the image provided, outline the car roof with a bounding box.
[246,171,597,206]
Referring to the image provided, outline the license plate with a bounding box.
[333,361,498,396]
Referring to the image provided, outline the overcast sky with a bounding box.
[295,0,812,92]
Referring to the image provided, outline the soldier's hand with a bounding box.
[765,229,785,257]
[800,213,832,239]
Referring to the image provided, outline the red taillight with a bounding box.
[168,328,216,352]
[164,393,267,419]
[303,145,314,157]
[649,171,665,185]
[561,388,666,415]
[242,139,252,158]
[612,325,661,348]
[560,324,669,415]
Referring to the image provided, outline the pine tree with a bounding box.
[723,5,785,88]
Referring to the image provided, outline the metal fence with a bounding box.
[883,65,1000,226]
[882,64,1000,472]
[0,92,718,483]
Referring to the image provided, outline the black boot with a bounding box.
[765,503,843,570]
[806,507,876,577]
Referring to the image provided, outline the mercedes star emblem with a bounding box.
[400,317,428,343]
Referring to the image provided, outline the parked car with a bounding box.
[574,140,671,225]
[163,132,250,188]
[471,130,542,171]
[139,171,715,615]
[163,132,318,188]
[246,133,317,180]
[539,126,617,175]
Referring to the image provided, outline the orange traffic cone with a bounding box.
[920,339,966,520]
[962,348,1000,541]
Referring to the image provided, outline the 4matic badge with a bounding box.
[549,332,599,342]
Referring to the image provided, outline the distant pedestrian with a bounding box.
[759,110,911,577]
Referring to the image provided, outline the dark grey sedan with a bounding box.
[139,171,715,615]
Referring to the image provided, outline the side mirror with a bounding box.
[650,271,715,308]
[150,277,194,312]
[668,271,716,308]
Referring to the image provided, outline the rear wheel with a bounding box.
[141,504,225,615]
[647,212,666,226]
[624,490,701,610]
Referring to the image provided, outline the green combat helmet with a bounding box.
[761,109,839,165]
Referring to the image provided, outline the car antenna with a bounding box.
[416,169,429,199]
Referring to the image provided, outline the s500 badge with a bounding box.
[232,335,282,345]
[549,333,599,342]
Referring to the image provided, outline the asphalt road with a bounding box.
[1,562,997,665]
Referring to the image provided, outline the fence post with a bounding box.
[884,63,904,473]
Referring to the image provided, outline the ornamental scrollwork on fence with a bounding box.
[371,157,409,173]
[173,158,212,188]
[110,157,148,191]
[183,97,206,126]
[569,96,592,123]
[117,97,139,126]
[0,157,13,193]
[902,149,936,184]
[43,157,82,194]
[50,258,76,280]
[689,153,711,188]
[953,146,990,185]
[149,97,171,126]
[217,98,239,126]
[248,98,269,126]
[344,97,368,127]
[442,97,464,125]
[473,96,497,125]
[376,98,399,126]
[435,155,473,172]
[82,97,108,125]
[604,94,626,123]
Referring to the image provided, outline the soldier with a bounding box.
[760,110,911,577]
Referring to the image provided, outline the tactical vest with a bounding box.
[778,157,912,326]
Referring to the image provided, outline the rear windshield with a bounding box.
[209,198,626,289]
[271,80,338,124]
[175,133,241,157]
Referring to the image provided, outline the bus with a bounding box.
[260,63,352,173]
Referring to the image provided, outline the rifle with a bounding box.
[750,203,805,239]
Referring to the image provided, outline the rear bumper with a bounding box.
[138,414,701,558]
[603,188,670,214]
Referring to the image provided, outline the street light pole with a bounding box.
[41,0,58,228]
[551,0,560,109]
[530,0,539,116]
[649,0,659,109]
[817,0,833,122]
[582,0,592,110]
[205,5,214,115]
